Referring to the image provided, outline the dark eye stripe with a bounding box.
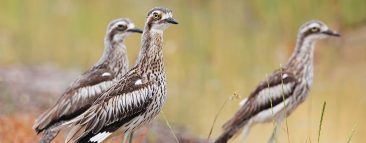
[310,27,320,33]
[116,24,127,31]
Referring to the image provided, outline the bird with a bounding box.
[214,20,340,143]
[60,7,178,143]
[32,18,143,143]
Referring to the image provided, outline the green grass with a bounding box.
[317,102,327,143]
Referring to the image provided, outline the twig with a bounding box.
[161,110,180,143]
[207,92,240,141]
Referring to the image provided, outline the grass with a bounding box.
[0,0,365,142]
[317,102,327,143]
[280,67,291,143]
[346,123,357,143]
[161,110,180,143]
[207,92,240,141]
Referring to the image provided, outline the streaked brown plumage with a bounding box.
[215,20,340,143]
[61,7,178,143]
[33,18,142,143]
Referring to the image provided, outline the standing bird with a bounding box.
[215,20,340,143]
[62,7,178,143]
[33,18,143,143]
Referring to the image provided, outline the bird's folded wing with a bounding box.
[33,64,114,132]
[65,72,154,142]
[224,69,298,129]
[68,64,115,90]
[249,69,298,110]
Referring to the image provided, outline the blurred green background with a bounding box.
[0,0,365,142]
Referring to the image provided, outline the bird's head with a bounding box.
[107,18,143,42]
[145,7,178,31]
[299,20,340,42]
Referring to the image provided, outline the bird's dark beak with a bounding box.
[165,17,178,24]
[322,29,341,37]
[127,28,143,33]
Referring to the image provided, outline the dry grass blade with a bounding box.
[161,110,180,143]
[265,74,275,125]
[207,92,240,141]
[280,67,291,143]
[346,123,358,143]
[317,101,326,143]
[306,137,312,143]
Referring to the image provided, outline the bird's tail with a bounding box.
[51,110,86,132]
[36,121,66,143]
[33,105,60,133]
[64,124,87,143]
[214,114,250,143]
[39,128,60,143]
[56,112,90,143]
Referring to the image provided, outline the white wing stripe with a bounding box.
[252,98,292,123]
[122,95,126,107]
[90,86,93,96]
[239,98,248,106]
[128,94,132,105]
[133,93,138,105]
[256,82,295,105]
[135,79,142,85]
[102,72,112,77]
[89,131,112,143]
[136,93,141,105]
[109,86,153,115]
[75,81,114,101]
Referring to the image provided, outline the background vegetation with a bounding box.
[0,0,365,142]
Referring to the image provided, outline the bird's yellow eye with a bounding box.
[310,27,320,33]
[153,12,161,20]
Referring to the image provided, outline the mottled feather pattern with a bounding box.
[64,67,165,142]
[63,7,177,142]
[217,67,305,143]
[223,69,297,130]
[34,61,124,133]
[68,64,115,90]
[33,19,134,143]
[215,21,337,143]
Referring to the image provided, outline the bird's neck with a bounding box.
[135,28,165,73]
[97,39,129,76]
[287,36,315,81]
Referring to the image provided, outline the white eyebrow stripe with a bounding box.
[115,21,127,26]
[162,12,172,19]
[301,23,319,33]
[308,23,319,28]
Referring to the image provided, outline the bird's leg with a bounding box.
[268,114,285,143]
[122,132,130,143]
[268,121,281,143]
[128,132,134,143]
[241,122,252,143]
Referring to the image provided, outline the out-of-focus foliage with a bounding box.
[0,0,365,142]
